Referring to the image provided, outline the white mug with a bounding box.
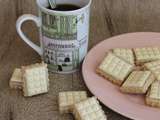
[16,0,92,74]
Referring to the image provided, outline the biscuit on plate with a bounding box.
[144,60,160,80]
[73,97,107,120]
[58,91,87,114]
[146,81,160,108]
[120,71,155,94]
[97,52,134,85]
[112,48,134,64]
[22,62,49,97]
[9,68,23,89]
[134,47,160,65]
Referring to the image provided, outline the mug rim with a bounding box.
[36,0,92,14]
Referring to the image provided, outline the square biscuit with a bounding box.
[134,47,160,65]
[59,91,87,114]
[112,48,134,64]
[10,68,23,89]
[97,52,134,85]
[144,60,160,81]
[120,71,155,94]
[73,97,107,120]
[22,63,49,97]
[146,81,160,108]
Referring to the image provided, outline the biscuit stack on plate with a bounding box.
[9,62,49,97]
[97,52,134,85]
[146,81,160,107]
[97,47,160,108]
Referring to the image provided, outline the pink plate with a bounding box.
[82,32,160,120]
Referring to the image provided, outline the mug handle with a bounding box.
[16,14,43,56]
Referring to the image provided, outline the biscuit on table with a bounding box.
[22,63,49,97]
[73,97,107,120]
[112,48,134,64]
[133,47,160,65]
[97,52,134,85]
[9,68,23,89]
[120,71,155,94]
[58,91,87,114]
[146,81,160,108]
[144,60,160,81]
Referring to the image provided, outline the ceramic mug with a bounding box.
[16,0,91,74]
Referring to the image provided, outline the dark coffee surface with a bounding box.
[48,4,80,11]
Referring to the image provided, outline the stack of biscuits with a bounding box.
[97,47,160,108]
[9,62,49,97]
[58,91,107,120]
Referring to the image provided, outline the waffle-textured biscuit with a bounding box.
[9,68,23,89]
[134,47,160,64]
[146,81,160,107]
[73,97,107,120]
[112,48,134,64]
[59,91,87,114]
[22,63,49,97]
[97,52,134,85]
[120,71,155,94]
[144,60,160,81]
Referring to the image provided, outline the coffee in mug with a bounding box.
[48,4,81,11]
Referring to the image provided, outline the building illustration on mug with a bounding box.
[41,12,78,40]
[44,48,79,72]
[41,12,85,72]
